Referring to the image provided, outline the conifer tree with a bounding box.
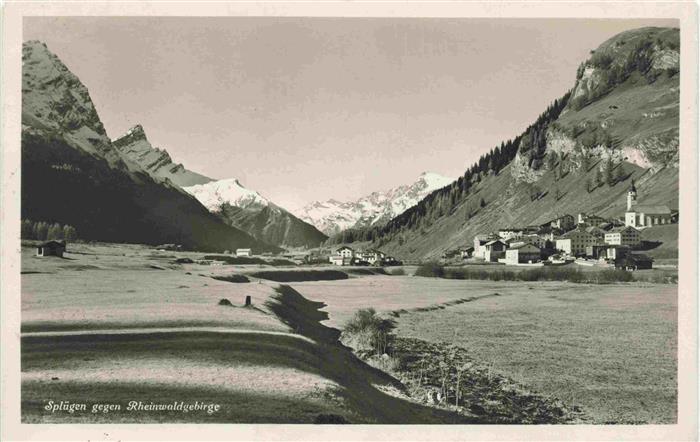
[47,223,63,240]
[34,221,49,241]
[595,167,603,187]
[21,219,34,239]
[63,225,78,241]
[615,163,626,183]
[605,158,615,186]
[580,153,590,173]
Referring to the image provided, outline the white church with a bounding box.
[624,181,673,228]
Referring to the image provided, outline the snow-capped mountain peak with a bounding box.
[183,178,271,212]
[294,172,454,236]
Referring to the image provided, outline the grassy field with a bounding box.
[21,242,677,424]
[20,242,479,424]
[294,275,677,424]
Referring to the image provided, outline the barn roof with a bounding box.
[510,242,540,250]
[39,240,65,248]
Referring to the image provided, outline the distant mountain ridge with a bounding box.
[21,40,276,253]
[113,125,212,187]
[111,125,327,248]
[295,172,454,236]
[184,179,328,248]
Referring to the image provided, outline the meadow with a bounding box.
[20,242,677,424]
[295,275,678,424]
[20,242,478,424]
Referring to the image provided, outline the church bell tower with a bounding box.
[627,180,637,211]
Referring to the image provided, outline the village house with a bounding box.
[497,227,524,241]
[236,248,252,257]
[473,234,495,259]
[577,213,607,226]
[336,246,354,259]
[330,256,352,266]
[483,239,507,262]
[330,246,354,266]
[555,228,601,256]
[521,233,552,249]
[504,242,541,265]
[605,226,641,247]
[624,182,673,228]
[360,249,386,265]
[460,246,474,259]
[523,225,544,235]
[605,245,631,261]
[548,214,575,231]
[37,240,66,257]
[615,253,653,270]
[585,244,609,260]
[586,226,607,241]
[441,249,461,260]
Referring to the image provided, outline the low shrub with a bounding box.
[218,298,233,306]
[388,267,406,276]
[250,270,348,282]
[415,262,445,278]
[212,274,250,283]
[416,263,643,284]
[341,308,396,355]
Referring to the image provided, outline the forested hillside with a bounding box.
[332,27,679,259]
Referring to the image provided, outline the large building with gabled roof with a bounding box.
[624,181,673,228]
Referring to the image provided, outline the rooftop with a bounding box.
[628,204,672,215]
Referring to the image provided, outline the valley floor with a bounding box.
[296,276,677,424]
[20,242,677,424]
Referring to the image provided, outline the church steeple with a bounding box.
[627,180,637,211]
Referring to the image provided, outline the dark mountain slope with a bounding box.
[21,40,278,253]
[112,126,327,248]
[218,203,328,249]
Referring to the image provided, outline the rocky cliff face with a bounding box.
[296,172,453,236]
[21,41,277,253]
[22,41,123,167]
[112,125,212,187]
[549,27,679,172]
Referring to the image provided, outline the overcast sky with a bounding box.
[24,17,678,211]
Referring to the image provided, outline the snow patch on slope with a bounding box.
[183,178,271,212]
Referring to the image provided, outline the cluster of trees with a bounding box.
[21,219,78,241]
[517,95,571,170]
[585,158,628,192]
[570,32,679,111]
[327,92,572,246]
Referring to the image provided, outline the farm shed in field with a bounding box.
[37,240,66,257]
[236,248,252,257]
[615,253,653,270]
